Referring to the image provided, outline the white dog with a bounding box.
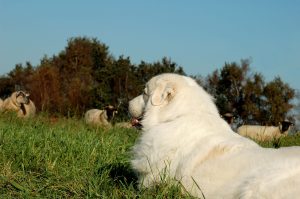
[129,73,300,199]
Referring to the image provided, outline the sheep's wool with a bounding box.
[237,125,290,141]
[1,91,36,118]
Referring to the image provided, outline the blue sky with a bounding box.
[0,1,299,91]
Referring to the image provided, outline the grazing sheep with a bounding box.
[237,121,294,141]
[84,105,117,127]
[18,99,36,118]
[1,91,36,118]
[114,122,132,128]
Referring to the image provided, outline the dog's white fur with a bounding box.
[129,73,300,199]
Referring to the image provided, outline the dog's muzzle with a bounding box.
[131,116,143,128]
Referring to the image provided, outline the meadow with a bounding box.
[0,113,299,198]
[0,114,194,198]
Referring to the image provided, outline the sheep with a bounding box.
[1,91,36,118]
[84,105,117,127]
[114,119,144,129]
[114,122,133,128]
[0,98,3,111]
[237,121,294,141]
[18,99,36,118]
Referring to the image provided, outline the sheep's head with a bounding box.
[104,105,118,121]
[14,91,30,107]
[279,121,294,133]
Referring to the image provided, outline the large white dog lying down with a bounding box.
[129,73,300,199]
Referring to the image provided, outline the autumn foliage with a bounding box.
[0,37,184,119]
[0,37,295,124]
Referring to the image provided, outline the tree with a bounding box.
[0,75,14,98]
[29,59,62,113]
[295,91,300,131]
[51,37,112,115]
[241,73,265,123]
[205,59,295,125]
[8,62,34,91]
[136,57,185,85]
[206,60,249,117]
[263,77,295,125]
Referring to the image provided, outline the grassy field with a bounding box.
[0,114,299,198]
[0,114,194,198]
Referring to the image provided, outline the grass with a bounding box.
[257,133,300,148]
[0,113,195,198]
[1,113,299,198]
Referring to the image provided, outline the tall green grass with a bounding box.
[0,114,194,198]
[1,113,299,198]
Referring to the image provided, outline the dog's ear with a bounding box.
[151,82,175,106]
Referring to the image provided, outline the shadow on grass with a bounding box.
[98,163,138,188]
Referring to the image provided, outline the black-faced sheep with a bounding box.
[237,121,294,141]
[1,91,36,118]
[84,105,117,127]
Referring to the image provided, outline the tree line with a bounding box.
[0,37,295,125]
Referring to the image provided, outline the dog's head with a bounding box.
[129,73,210,128]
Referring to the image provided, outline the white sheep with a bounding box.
[0,98,3,111]
[18,99,36,118]
[114,121,134,128]
[84,105,117,127]
[237,121,294,141]
[1,91,36,118]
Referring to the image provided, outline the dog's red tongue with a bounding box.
[131,118,141,127]
[131,117,142,128]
